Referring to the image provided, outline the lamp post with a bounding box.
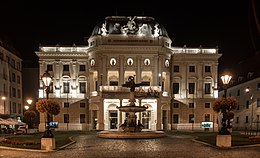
[42,70,53,138]
[219,74,232,135]
[245,87,254,135]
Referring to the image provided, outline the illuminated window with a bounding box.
[127,58,133,65]
[110,58,116,66]
[144,58,150,66]
[90,59,95,66]
[165,59,169,67]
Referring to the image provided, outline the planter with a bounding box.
[216,134,231,147]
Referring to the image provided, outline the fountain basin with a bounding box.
[97,130,166,139]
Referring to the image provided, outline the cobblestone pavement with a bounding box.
[0,134,259,158]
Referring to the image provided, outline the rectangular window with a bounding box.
[79,65,86,71]
[173,83,179,94]
[64,114,69,123]
[246,116,249,123]
[47,64,53,71]
[189,65,195,72]
[63,82,70,93]
[257,83,260,91]
[12,73,16,82]
[64,102,69,108]
[173,102,179,108]
[80,82,86,93]
[205,66,211,72]
[18,103,21,114]
[80,114,86,123]
[189,103,194,108]
[237,89,240,96]
[205,83,211,94]
[173,114,179,123]
[12,87,16,97]
[246,100,249,109]
[173,65,179,72]
[204,114,210,121]
[80,102,86,108]
[189,83,195,94]
[17,89,21,98]
[63,65,69,71]
[205,102,210,108]
[189,114,194,123]
[17,75,20,84]
[236,117,239,123]
[257,98,260,107]
[13,102,17,113]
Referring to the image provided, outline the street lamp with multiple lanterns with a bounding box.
[219,74,232,135]
[41,70,53,138]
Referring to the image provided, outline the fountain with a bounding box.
[97,76,166,139]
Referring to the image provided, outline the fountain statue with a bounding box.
[97,75,166,138]
[117,76,148,132]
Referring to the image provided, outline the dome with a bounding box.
[90,16,169,38]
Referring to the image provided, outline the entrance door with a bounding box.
[92,110,97,130]
[142,110,151,129]
[109,110,118,129]
[162,110,167,130]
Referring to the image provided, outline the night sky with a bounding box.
[1,0,259,72]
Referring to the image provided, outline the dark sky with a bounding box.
[1,0,259,71]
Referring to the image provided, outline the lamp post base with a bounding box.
[216,134,231,147]
[41,137,56,150]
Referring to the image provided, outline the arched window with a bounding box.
[110,58,116,66]
[165,59,169,67]
[90,59,95,66]
[127,58,133,65]
[144,58,150,66]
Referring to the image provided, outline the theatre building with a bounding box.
[36,16,221,132]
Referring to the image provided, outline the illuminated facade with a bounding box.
[36,16,221,131]
[0,39,23,118]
